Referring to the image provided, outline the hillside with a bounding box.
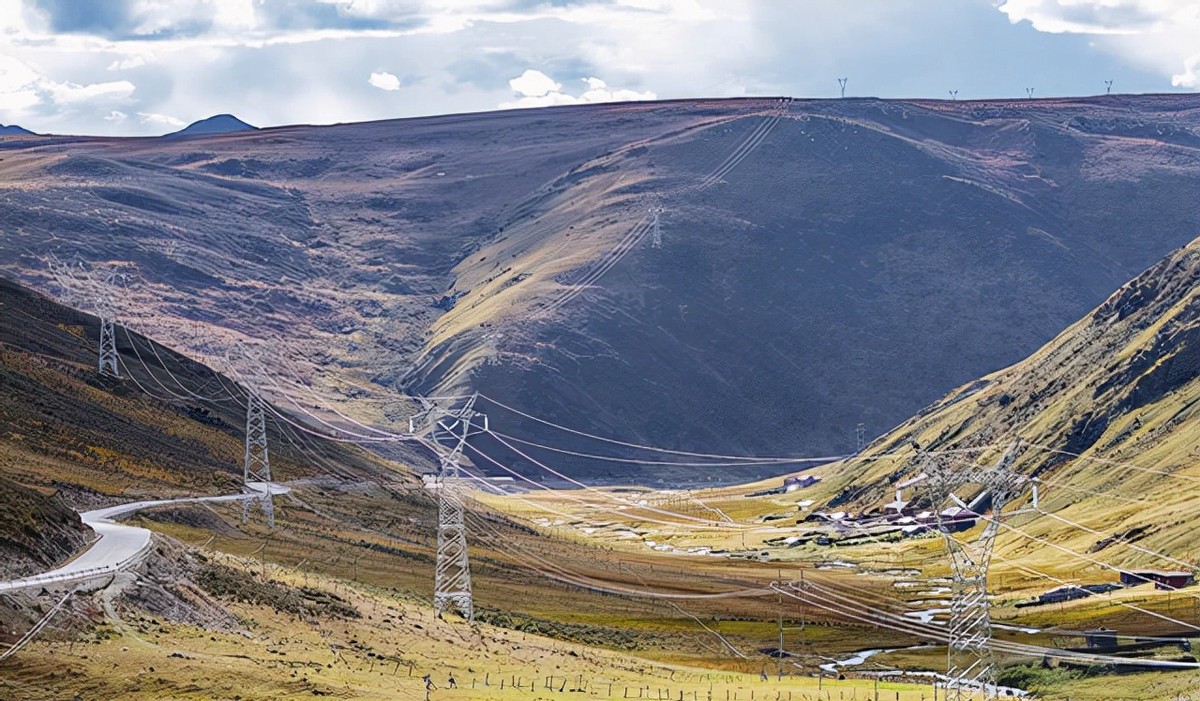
[824,236,1200,566]
[0,275,422,577]
[0,124,33,136]
[3,95,1200,479]
[0,476,91,577]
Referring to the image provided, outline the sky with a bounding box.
[0,0,1198,135]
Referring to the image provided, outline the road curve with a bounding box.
[0,482,289,594]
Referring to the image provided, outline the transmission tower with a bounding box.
[1105,79,1113,95]
[409,394,488,621]
[1025,87,1035,99]
[837,77,848,98]
[47,257,130,378]
[855,423,866,453]
[921,440,1024,701]
[242,388,274,528]
[948,89,958,101]
[98,317,119,376]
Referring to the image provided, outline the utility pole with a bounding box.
[242,388,274,528]
[776,568,784,680]
[921,440,1025,701]
[837,78,848,98]
[410,394,488,622]
[651,206,663,249]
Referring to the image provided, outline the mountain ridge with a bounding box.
[2,95,1200,479]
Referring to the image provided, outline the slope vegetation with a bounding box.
[828,236,1200,567]
[0,276,415,577]
[3,96,1200,478]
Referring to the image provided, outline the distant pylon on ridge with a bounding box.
[837,77,848,98]
[855,423,866,453]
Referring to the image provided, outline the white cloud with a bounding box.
[107,55,149,71]
[996,1,1200,89]
[368,70,401,90]
[501,70,656,109]
[138,111,185,127]
[0,54,135,122]
[43,79,136,104]
[104,110,127,123]
[509,69,561,97]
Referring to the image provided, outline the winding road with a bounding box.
[0,482,289,594]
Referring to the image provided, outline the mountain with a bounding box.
[0,124,34,135]
[167,113,257,137]
[832,236,1200,565]
[2,95,1200,480]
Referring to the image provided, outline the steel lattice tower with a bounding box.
[98,317,119,377]
[922,440,1023,701]
[242,390,274,528]
[410,394,487,621]
[47,257,127,378]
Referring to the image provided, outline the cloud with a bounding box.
[501,69,655,108]
[996,1,1200,89]
[104,109,127,123]
[137,111,184,127]
[42,78,135,104]
[0,53,135,121]
[509,69,561,97]
[368,70,401,90]
[107,54,148,71]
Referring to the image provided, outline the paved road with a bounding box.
[0,482,289,593]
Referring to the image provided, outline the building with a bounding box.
[1083,628,1118,650]
[1119,570,1196,590]
[784,475,820,492]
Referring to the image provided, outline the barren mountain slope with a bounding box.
[822,237,1200,566]
[3,95,1200,479]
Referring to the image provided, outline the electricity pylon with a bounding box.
[226,343,275,528]
[921,440,1024,701]
[46,257,129,378]
[855,423,866,453]
[837,77,848,98]
[242,388,274,528]
[409,394,488,621]
[98,317,119,376]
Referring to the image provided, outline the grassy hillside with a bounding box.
[0,275,418,576]
[4,96,1200,478]
[806,236,1200,569]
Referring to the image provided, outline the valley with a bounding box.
[4,94,1200,700]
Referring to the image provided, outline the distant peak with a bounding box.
[166,114,258,138]
[0,123,35,136]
